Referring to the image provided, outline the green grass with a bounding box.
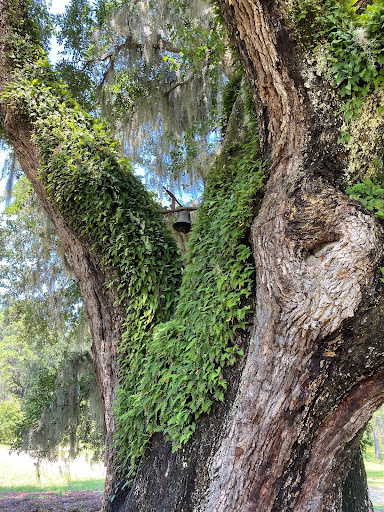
[364,445,384,511]
[1,442,382,506]
[0,478,105,493]
[0,445,105,493]
[366,464,384,484]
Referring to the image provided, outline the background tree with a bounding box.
[0,175,105,458]
[54,0,228,197]
[1,1,384,512]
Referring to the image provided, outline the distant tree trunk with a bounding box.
[373,426,382,460]
[377,415,384,450]
[1,0,384,511]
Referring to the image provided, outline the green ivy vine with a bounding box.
[2,30,182,460]
[291,0,384,252]
[115,132,264,481]
[2,28,265,488]
[291,0,384,136]
[346,177,384,219]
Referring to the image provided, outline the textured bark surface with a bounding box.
[117,0,384,505]
[1,0,384,511]
[193,1,384,510]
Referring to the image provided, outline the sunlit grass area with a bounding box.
[366,462,384,486]
[1,441,383,507]
[0,445,105,493]
[364,445,384,511]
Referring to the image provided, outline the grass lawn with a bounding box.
[364,445,384,511]
[1,442,383,507]
[0,445,105,493]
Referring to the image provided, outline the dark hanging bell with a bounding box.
[173,210,192,233]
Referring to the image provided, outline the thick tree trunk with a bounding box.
[121,0,383,510]
[0,3,177,509]
[194,1,383,510]
[1,0,384,511]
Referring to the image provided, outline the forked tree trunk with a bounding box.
[117,1,384,510]
[1,0,384,511]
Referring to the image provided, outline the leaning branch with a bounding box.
[163,71,195,97]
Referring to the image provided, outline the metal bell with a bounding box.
[173,210,192,233]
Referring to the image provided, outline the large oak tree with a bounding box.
[1,0,384,511]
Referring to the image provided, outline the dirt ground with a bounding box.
[0,488,383,512]
[0,490,102,511]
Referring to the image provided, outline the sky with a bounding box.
[50,0,68,14]
[49,0,68,62]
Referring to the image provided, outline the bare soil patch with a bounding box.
[0,490,102,511]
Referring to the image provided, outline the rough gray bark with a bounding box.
[198,1,383,509]
[121,0,383,510]
[1,0,384,511]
